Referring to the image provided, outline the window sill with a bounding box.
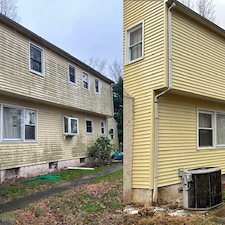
[29,69,45,77]
[69,81,77,86]
[125,56,144,66]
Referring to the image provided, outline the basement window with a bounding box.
[63,116,78,136]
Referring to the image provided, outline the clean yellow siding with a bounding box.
[123,0,167,189]
[0,96,107,170]
[158,93,225,187]
[172,11,225,100]
[0,23,112,116]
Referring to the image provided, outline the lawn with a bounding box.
[1,169,123,225]
[0,164,119,204]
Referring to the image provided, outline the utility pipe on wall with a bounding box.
[153,2,176,203]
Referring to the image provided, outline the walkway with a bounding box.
[0,165,123,214]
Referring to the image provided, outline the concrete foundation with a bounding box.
[0,157,87,183]
[132,188,153,206]
[158,183,183,206]
[130,183,183,207]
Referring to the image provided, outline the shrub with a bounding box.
[88,137,114,164]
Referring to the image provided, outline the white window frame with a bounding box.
[68,64,77,85]
[63,116,79,136]
[94,78,100,94]
[82,72,89,90]
[29,42,45,76]
[125,20,144,65]
[85,118,93,134]
[100,120,106,135]
[197,110,214,149]
[197,109,225,150]
[1,104,38,142]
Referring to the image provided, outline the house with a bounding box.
[123,0,225,206]
[0,13,118,182]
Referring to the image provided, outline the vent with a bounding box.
[181,167,222,210]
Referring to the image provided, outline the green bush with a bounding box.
[88,137,114,164]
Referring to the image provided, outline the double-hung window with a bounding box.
[95,78,100,94]
[2,105,37,141]
[86,119,93,134]
[82,72,89,90]
[198,111,213,148]
[100,120,106,135]
[198,110,225,149]
[30,43,44,76]
[63,116,78,135]
[68,65,76,84]
[126,21,143,63]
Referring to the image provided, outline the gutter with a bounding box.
[153,2,176,203]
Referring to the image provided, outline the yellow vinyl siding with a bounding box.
[0,96,106,170]
[124,0,167,189]
[0,23,112,116]
[158,93,225,187]
[172,11,225,100]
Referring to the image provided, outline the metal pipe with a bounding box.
[152,2,176,203]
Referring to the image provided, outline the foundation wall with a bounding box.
[0,157,88,183]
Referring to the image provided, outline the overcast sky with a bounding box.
[17,0,123,67]
[17,0,225,70]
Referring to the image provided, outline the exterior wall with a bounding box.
[0,22,112,116]
[123,0,167,189]
[158,93,225,188]
[0,95,107,171]
[172,10,225,100]
[107,117,119,150]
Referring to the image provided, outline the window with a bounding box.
[68,65,76,84]
[95,78,100,94]
[86,119,93,133]
[24,109,36,140]
[126,21,143,63]
[63,116,78,135]
[109,128,114,139]
[198,111,213,147]
[100,121,106,135]
[82,72,89,90]
[216,113,225,146]
[2,105,37,141]
[30,43,44,76]
[198,110,225,149]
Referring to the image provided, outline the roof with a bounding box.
[166,0,225,38]
[0,13,114,84]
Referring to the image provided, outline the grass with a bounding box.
[0,168,123,225]
[0,163,119,203]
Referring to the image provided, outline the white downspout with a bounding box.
[153,2,176,203]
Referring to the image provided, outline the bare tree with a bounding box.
[181,0,194,9]
[85,57,107,74]
[180,0,216,22]
[0,0,20,22]
[195,0,216,22]
[108,59,122,82]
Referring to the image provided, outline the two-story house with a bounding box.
[0,14,118,182]
[123,0,225,206]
